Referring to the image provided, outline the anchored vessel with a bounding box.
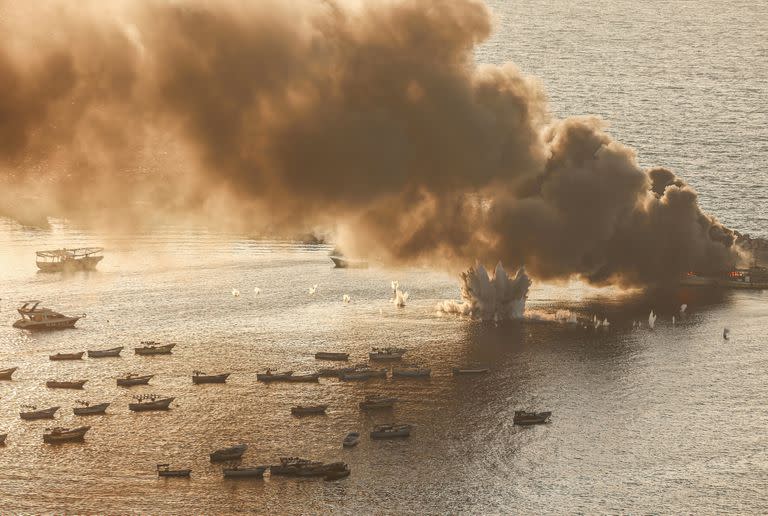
[49,351,85,361]
[370,423,411,439]
[43,426,90,443]
[36,247,103,272]
[343,432,360,447]
[128,394,174,412]
[135,342,175,355]
[513,410,552,425]
[340,367,387,381]
[256,370,294,382]
[73,401,109,415]
[192,371,230,384]
[210,444,248,462]
[87,346,123,358]
[453,367,489,375]
[157,464,191,477]
[20,405,60,420]
[270,457,349,478]
[117,373,153,386]
[314,352,350,361]
[46,380,87,389]
[369,347,407,361]
[291,404,328,416]
[359,395,398,410]
[223,466,267,478]
[13,301,82,330]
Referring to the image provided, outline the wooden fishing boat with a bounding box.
[210,444,247,462]
[0,367,18,380]
[73,401,110,415]
[20,405,59,420]
[370,423,411,439]
[49,351,84,361]
[128,394,174,412]
[157,464,191,477]
[0,433,7,445]
[513,410,552,425]
[134,342,175,355]
[192,371,230,384]
[116,373,153,386]
[256,370,294,382]
[223,466,267,478]
[13,301,83,330]
[46,379,87,389]
[285,373,319,383]
[368,347,407,361]
[359,395,398,410]
[270,457,347,477]
[43,425,90,443]
[340,368,387,381]
[452,367,489,375]
[36,247,103,272]
[291,404,328,416]
[87,346,123,358]
[392,367,431,378]
[314,352,349,361]
[342,432,360,447]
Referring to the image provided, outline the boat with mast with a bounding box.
[36,247,104,272]
[43,426,90,443]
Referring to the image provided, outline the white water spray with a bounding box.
[648,310,657,329]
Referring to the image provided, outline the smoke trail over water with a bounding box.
[0,0,746,286]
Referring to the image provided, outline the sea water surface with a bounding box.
[1,0,767,513]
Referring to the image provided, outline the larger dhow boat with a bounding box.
[36,247,103,272]
[128,394,174,412]
[43,426,90,443]
[13,301,83,330]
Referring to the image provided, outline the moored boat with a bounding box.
[513,410,552,425]
[157,464,191,477]
[314,352,349,361]
[46,379,87,389]
[20,405,59,420]
[291,404,328,416]
[49,351,84,361]
[43,425,90,443]
[270,457,347,477]
[256,370,294,382]
[134,342,175,355]
[87,346,123,358]
[342,432,360,447]
[13,301,83,330]
[223,466,267,478]
[210,444,248,462]
[359,395,398,410]
[73,401,110,415]
[0,367,18,380]
[128,394,174,412]
[116,373,153,386]
[36,247,103,272]
[368,347,406,361]
[192,371,230,384]
[452,367,489,375]
[370,423,411,439]
[392,367,431,378]
[285,373,319,383]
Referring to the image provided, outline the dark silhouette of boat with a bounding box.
[129,394,174,412]
[20,405,59,420]
[157,464,191,477]
[314,352,349,361]
[134,342,175,355]
[256,370,294,382]
[0,367,17,380]
[223,466,267,478]
[73,401,109,415]
[87,346,123,358]
[43,426,90,443]
[46,379,87,389]
[359,395,398,410]
[370,423,411,439]
[192,371,230,384]
[117,373,153,387]
[291,405,328,416]
[513,411,552,425]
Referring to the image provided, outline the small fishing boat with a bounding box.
[0,433,6,445]
[73,401,109,415]
[314,352,349,361]
[342,432,360,447]
[192,371,230,384]
[46,379,87,389]
[392,367,431,378]
[223,466,267,478]
[324,466,351,481]
[43,425,90,443]
[128,394,174,412]
[20,405,59,420]
[285,373,319,383]
[340,368,387,381]
[270,457,325,476]
[210,444,248,462]
[359,395,398,410]
[370,423,411,439]
[452,367,489,375]
[256,370,294,382]
[513,410,552,425]
[134,342,175,355]
[116,373,153,387]
[291,404,328,416]
[87,346,123,358]
[13,301,83,330]
[0,367,18,380]
[36,247,103,272]
[157,464,191,477]
[49,351,84,361]
[368,347,407,361]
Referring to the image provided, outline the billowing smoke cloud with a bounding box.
[0,0,747,286]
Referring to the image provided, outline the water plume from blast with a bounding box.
[438,263,530,321]
[0,0,749,287]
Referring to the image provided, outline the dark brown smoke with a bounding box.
[0,0,746,285]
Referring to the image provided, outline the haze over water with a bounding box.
[0,0,766,513]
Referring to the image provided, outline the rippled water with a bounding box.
[1,0,767,513]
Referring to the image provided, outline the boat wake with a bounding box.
[437,263,531,321]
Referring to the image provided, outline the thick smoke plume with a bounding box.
[0,0,746,286]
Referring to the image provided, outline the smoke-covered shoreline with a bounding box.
[0,0,749,286]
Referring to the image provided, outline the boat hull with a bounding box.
[223,467,266,478]
[74,403,110,415]
[129,398,174,411]
[0,367,18,380]
[210,445,247,462]
[291,405,328,416]
[158,470,191,477]
[513,411,552,425]
[46,380,87,389]
[49,352,84,361]
[43,426,90,443]
[117,375,153,386]
[192,373,230,384]
[20,407,60,420]
[453,368,489,375]
[314,352,349,361]
[135,344,175,355]
[15,317,80,330]
[392,368,431,378]
[87,347,123,358]
[37,256,103,272]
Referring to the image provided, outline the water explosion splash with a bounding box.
[438,263,531,321]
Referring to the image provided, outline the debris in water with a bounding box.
[308,284,318,295]
[342,294,351,304]
[232,288,241,297]
[254,287,261,295]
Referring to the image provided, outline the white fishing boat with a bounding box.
[392,367,431,378]
[20,405,59,420]
[370,423,411,439]
[87,346,123,358]
[134,342,175,355]
[73,401,110,415]
[210,443,248,462]
[14,301,83,330]
[128,394,174,412]
[359,395,398,410]
[36,247,103,272]
[192,371,230,384]
[117,373,153,386]
[43,426,90,443]
[46,379,87,389]
[342,432,360,447]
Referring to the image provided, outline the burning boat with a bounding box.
[36,247,103,272]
